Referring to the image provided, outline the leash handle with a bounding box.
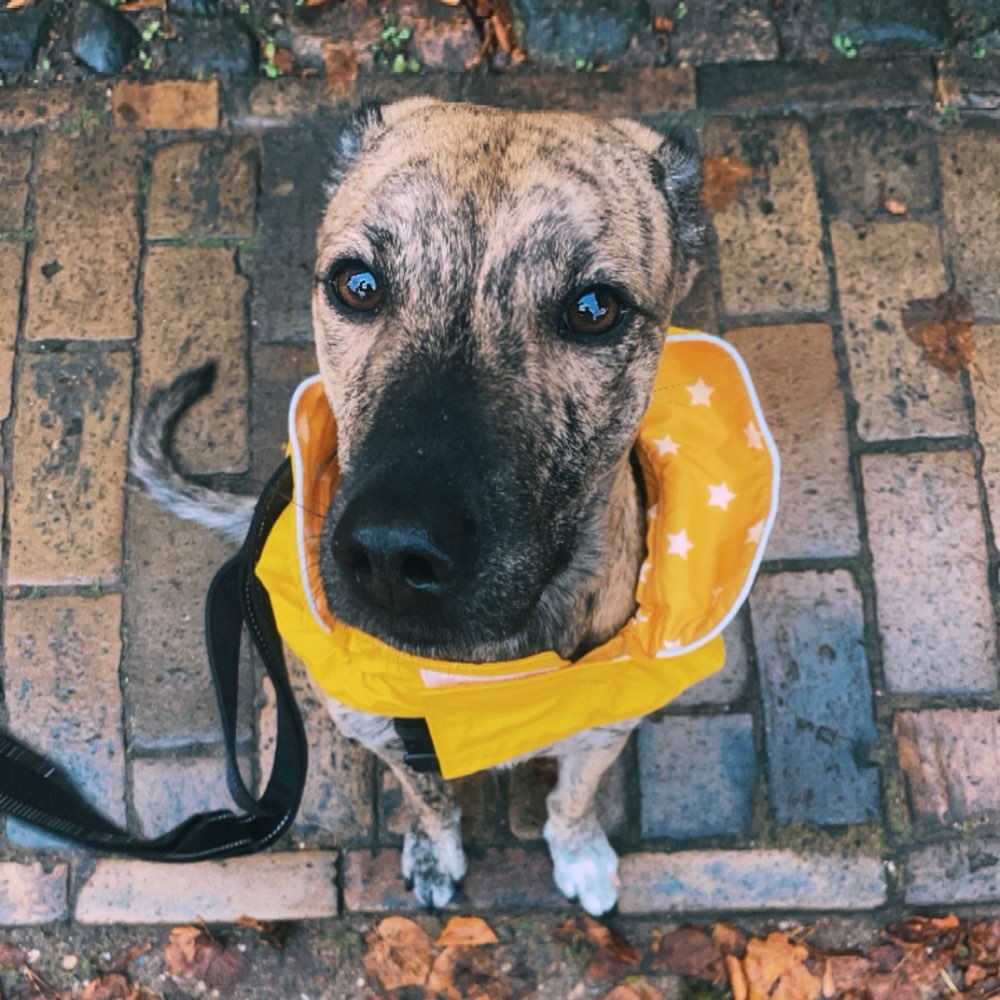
[0,460,307,861]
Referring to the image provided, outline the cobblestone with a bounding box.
[637,715,757,840]
[25,130,141,342]
[863,450,995,693]
[111,79,219,130]
[3,595,126,847]
[894,709,1000,825]
[147,137,258,241]
[75,853,339,923]
[0,862,69,925]
[830,220,968,441]
[244,124,343,344]
[727,324,859,559]
[7,349,131,586]
[130,754,238,838]
[939,124,1000,320]
[618,850,887,913]
[906,840,1000,906]
[973,325,1000,520]
[672,615,750,707]
[139,244,249,474]
[812,112,937,218]
[750,571,880,827]
[343,847,566,912]
[704,118,828,319]
[123,491,246,750]
[0,133,32,231]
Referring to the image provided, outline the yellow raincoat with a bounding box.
[255,331,780,778]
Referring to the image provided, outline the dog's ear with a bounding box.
[612,119,705,298]
[327,98,446,197]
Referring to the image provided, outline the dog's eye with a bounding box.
[326,261,385,313]
[564,285,623,337]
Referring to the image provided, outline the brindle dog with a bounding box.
[133,98,704,916]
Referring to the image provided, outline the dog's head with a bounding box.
[312,99,703,662]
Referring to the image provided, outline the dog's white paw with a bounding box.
[544,817,620,916]
[401,822,468,910]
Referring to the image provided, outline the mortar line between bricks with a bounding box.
[117,139,156,842]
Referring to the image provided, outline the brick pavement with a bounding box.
[0,60,998,928]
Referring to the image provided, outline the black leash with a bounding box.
[0,459,308,861]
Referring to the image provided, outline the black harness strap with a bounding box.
[0,459,308,861]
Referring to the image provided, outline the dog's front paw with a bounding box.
[544,817,620,916]
[402,821,468,910]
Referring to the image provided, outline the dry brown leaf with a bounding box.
[116,0,165,11]
[2,0,31,10]
[901,289,976,377]
[701,156,754,214]
[427,945,535,999]
[727,953,749,1000]
[645,927,722,980]
[0,942,28,966]
[651,15,674,33]
[363,916,432,991]
[163,925,247,994]
[742,933,821,1000]
[712,922,747,957]
[80,972,163,1000]
[602,982,666,1000]
[883,196,907,215]
[272,47,296,75]
[438,0,462,5]
[322,41,358,93]
[436,916,499,947]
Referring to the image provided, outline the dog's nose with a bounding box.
[331,493,476,616]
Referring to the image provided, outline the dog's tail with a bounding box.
[130,363,257,544]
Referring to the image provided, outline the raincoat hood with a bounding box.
[255,330,780,778]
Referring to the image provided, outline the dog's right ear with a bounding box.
[326,102,385,196]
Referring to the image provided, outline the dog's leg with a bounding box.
[543,721,635,916]
[322,697,467,908]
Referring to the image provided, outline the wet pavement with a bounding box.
[0,11,999,996]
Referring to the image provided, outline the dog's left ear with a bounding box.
[612,119,705,297]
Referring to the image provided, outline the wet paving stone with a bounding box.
[750,570,880,827]
[971,325,1000,521]
[0,133,32,231]
[907,839,1000,906]
[0,863,69,925]
[664,0,778,64]
[830,219,968,441]
[638,714,757,840]
[863,450,995,694]
[244,122,345,344]
[0,242,22,419]
[139,244,249,474]
[726,323,859,559]
[123,491,248,751]
[130,754,237,838]
[26,130,141,341]
[939,123,1000,320]
[812,112,937,218]
[147,137,258,240]
[704,117,828,319]
[8,349,131,586]
[3,595,127,845]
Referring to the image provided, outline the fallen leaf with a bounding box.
[163,925,247,994]
[712,922,747,957]
[321,42,358,93]
[2,0,31,9]
[701,155,754,213]
[436,916,499,947]
[651,15,674,33]
[645,927,722,980]
[427,945,535,999]
[883,196,907,215]
[81,972,163,1000]
[554,915,641,981]
[0,942,28,966]
[233,917,293,949]
[602,982,666,1000]
[116,0,165,11]
[901,289,976,377]
[741,933,821,1000]
[272,47,296,75]
[362,915,432,991]
[727,952,749,1000]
